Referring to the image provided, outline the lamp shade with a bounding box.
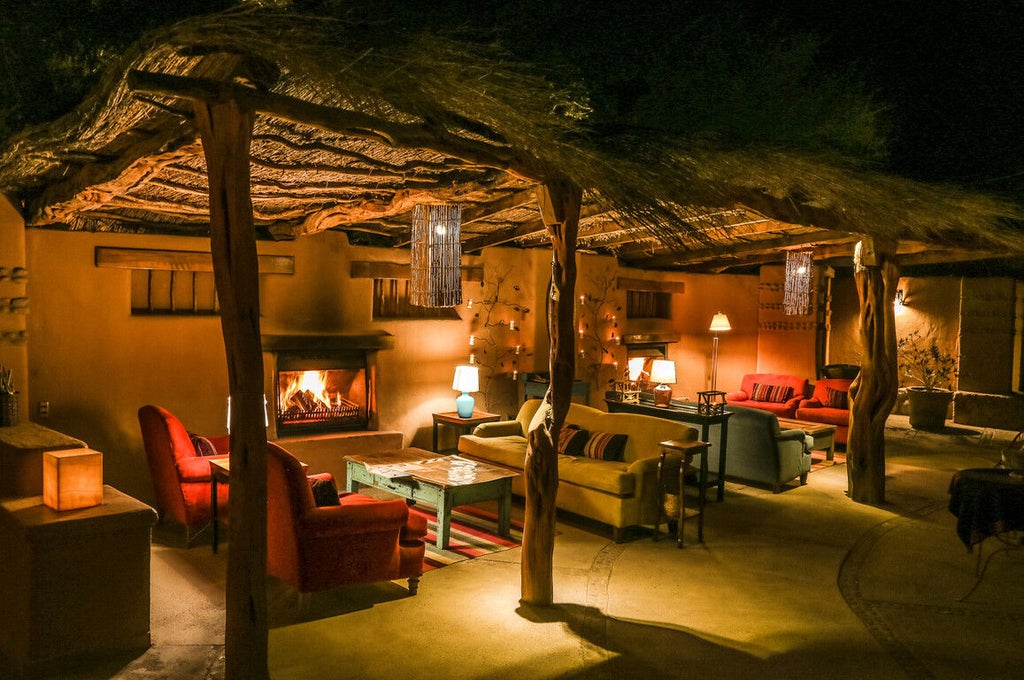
[452,365,479,393]
[649,359,676,385]
[709,312,732,332]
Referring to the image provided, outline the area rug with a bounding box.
[810,450,847,472]
[408,506,523,571]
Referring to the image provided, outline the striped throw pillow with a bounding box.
[825,387,849,409]
[582,431,629,462]
[751,383,793,403]
[557,425,589,456]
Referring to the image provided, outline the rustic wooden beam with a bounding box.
[349,260,483,282]
[627,229,853,268]
[192,93,269,678]
[462,204,603,253]
[94,246,294,274]
[616,277,685,293]
[521,177,581,607]
[847,237,899,506]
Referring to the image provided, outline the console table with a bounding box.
[431,410,500,454]
[605,397,732,501]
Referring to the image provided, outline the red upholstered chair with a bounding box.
[796,378,854,444]
[138,404,230,543]
[266,442,427,594]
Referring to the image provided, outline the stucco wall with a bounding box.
[25,229,481,504]
[0,197,28,410]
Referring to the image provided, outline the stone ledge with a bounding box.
[952,391,1024,431]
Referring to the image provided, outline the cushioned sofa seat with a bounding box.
[725,373,810,418]
[457,399,699,538]
[795,378,853,444]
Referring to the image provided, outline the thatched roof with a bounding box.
[2,4,1022,273]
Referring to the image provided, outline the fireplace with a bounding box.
[263,333,393,438]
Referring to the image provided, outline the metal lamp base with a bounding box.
[653,384,673,407]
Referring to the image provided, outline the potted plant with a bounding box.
[0,365,17,427]
[897,330,957,430]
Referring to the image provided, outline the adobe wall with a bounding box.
[0,196,28,414]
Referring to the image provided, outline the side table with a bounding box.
[656,438,710,547]
[431,410,500,453]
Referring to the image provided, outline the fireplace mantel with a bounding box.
[262,332,394,353]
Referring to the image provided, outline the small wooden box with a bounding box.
[43,449,103,511]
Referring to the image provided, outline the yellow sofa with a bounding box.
[457,399,701,540]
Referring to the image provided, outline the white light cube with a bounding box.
[43,449,103,511]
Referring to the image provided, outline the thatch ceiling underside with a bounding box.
[2,6,1023,274]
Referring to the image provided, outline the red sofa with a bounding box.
[266,442,427,594]
[139,404,230,542]
[725,373,810,419]
[795,378,853,445]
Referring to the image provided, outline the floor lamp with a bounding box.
[709,312,731,391]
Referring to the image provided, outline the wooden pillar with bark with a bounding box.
[521,178,581,605]
[193,95,270,679]
[847,237,899,506]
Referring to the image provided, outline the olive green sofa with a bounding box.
[457,399,700,540]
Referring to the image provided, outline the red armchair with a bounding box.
[266,443,427,594]
[138,404,230,543]
[725,373,810,418]
[796,378,853,445]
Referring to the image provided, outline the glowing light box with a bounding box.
[43,449,103,511]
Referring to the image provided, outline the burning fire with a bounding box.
[281,370,332,411]
[277,368,363,425]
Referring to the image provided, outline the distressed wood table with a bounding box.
[345,447,518,549]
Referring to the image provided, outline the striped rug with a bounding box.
[810,450,847,472]
[409,505,523,571]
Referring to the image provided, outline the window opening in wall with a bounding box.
[373,279,460,320]
[626,290,671,319]
[131,269,219,316]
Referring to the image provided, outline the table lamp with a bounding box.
[649,359,676,407]
[452,365,480,418]
[709,312,731,391]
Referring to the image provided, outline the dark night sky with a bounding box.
[740,0,1024,191]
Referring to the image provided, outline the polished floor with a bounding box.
[54,416,1024,679]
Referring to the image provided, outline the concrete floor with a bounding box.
[50,416,1024,679]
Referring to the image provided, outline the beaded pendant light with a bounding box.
[410,203,462,307]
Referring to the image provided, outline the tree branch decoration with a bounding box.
[469,265,531,414]
[575,267,624,395]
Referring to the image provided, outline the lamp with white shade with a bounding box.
[649,359,677,407]
[452,365,480,418]
[709,312,731,391]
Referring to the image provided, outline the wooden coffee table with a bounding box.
[345,447,518,549]
[777,417,837,461]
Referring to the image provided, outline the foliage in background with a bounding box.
[0,0,235,141]
[897,330,958,391]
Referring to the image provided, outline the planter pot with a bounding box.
[0,392,17,427]
[907,387,952,431]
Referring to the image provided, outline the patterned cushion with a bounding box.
[557,424,589,456]
[825,386,849,410]
[582,431,629,462]
[309,476,341,507]
[188,432,218,457]
[750,383,794,403]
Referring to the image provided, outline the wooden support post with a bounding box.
[847,237,899,506]
[521,178,581,606]
[193,97,269,680]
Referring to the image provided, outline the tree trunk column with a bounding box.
[521,178,581,606]
[847,237,899,506]
[193,97,269,680]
